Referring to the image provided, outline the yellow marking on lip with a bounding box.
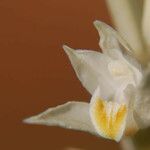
[91,99,127,141]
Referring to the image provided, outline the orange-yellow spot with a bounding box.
[92,99,127,141]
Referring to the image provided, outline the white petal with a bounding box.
[63,45,116,97]
[94,20,142,71]
[94,21,142,86]
[105,0,144,58]
[89,87,127,142]
[94,20,132,57]
[24,101,97,135]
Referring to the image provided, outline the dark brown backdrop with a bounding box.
[0,0,120,150]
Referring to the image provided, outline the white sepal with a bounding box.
[94,20,142,72]
[24,101,97,135]
[93,20,132,58]
[63,45,115,97]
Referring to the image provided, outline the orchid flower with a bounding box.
[24,20,150,142]
[23,1,150,150]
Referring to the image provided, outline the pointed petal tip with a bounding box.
[62,45,73,51]
[62,44,69,50]
[63,44,73,52]
[63,45,76,57]
[93,20,106,30]
[93,20,101,25]
[93,20,101,29]
[23,116,38,124]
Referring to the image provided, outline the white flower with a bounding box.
[23,20,150,142]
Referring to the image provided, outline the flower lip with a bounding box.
[90,87,127,142]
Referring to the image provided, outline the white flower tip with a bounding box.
[62,45,76,57]
[63,44,74,53]
[62,44,69,50]
[62,44,79,68]
[23,116,39,124]
[93,20,107,31]
[93,20,101,30]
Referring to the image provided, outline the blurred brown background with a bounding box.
[0,0,120,150]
